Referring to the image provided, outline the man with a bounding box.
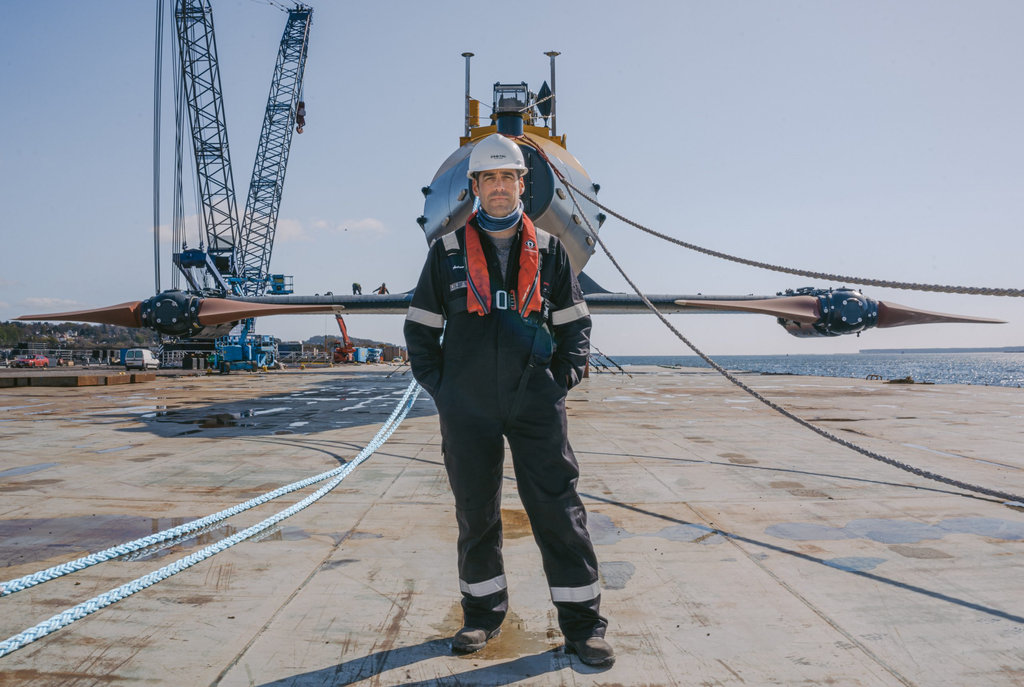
[403,134,613,667]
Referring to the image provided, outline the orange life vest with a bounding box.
[464,213,543,319]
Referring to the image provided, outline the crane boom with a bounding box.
[239,7,312,297]
[174,0,241,287]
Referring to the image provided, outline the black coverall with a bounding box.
[403,219,607,641]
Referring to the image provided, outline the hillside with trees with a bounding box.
[0,321,400,351]
[0,321,158,350]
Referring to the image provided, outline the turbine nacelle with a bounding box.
[16,290,340,338]
[677,287,1005,338]
[140,290,205,337]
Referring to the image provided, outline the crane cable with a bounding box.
[521,135,1024,505]
[0,381,422,658]
[558,177,1024,298]
[152,0,164,296]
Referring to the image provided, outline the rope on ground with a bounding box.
[590,344,631,378]
[558,177,1023,298]
[527,139,1024,504]
[0,381,421,659]
[0,380,420,598]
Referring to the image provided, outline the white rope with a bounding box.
[1,381,418,597]
[0,382,421,659]
[521,134,1024,505]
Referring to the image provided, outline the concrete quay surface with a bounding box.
[0,364,1022,686]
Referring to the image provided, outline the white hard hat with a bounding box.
[466,134,528,179]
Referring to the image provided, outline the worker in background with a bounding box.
[403,134,613,667]
[352,282,362,295]
[375,283,389,294]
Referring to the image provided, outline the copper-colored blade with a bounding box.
[876,301,1006,328]
[16,301,143,328]
[197,299,339,326]
[674,296,821,324]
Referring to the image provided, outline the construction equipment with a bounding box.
[172,1,311,297]
[332,315,355,363]
[167,1,313,370]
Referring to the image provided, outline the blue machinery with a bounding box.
[169,2,312,370]
[214,328,277,373]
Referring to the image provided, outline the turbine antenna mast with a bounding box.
[544,51,560,136]
[461,52,474,138]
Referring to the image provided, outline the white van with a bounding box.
[124,349,160,371]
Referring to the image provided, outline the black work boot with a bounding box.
[565,636,615,667]
[451,626,501,653]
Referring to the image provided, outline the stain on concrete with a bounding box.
[456,610,554,660]
[321,559,358,570]
[588,512,721,546]
[0,479,62,493]
[251,525,311,544]
[599,561,635,590]
[588,513,632,546]
[823,557,888,572]
[656,524,721,543]
[888,545,953,559]
[0,515,207,566]
[501,509,533,539]
[766,517,1024,544]
[769,480,831,499]
[720,453,758,465]
[0,462,59,479]
[348,531,384,540]
[118,377,436,437]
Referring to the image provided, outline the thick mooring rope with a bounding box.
[1,380,419,598]
[0,381,421,659]
[522,135,1024,505]
[559,177,1023,298]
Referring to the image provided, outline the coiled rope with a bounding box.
[559,177,1023,298]
[0,381,421,658]
[522,135,1024,504]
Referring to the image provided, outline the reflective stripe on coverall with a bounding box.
[403,216,606,640]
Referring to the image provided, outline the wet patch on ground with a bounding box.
[823,557,888,572]
[765,517,1024,544]
[105,376,437,438]
[454,610,555,660]
[770,481,831,499]
[587,512,722,547]
[887,544,954,559]
[502,509,532,539]
[0,463,59,479]
[599,560,636,589]
[0,479,63,493]
[0,515,203,567]
[720,452,758,465]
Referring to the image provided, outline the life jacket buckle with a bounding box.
[495,289,509,310]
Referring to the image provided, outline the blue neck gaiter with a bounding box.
[476,200,524,233]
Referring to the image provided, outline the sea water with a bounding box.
[609,352,1024,388]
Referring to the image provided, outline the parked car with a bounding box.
[124,348,160,371]
[11,354,50,368]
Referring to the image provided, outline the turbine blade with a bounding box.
[674,296,821,324]
[196,299,339,326]
[876,302,1006,328]
[16,301,144,328]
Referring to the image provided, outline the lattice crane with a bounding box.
[172,0,312,297]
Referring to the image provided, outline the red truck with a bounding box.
[10,354,50,368]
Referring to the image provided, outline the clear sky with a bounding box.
[3,0,1023,355]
